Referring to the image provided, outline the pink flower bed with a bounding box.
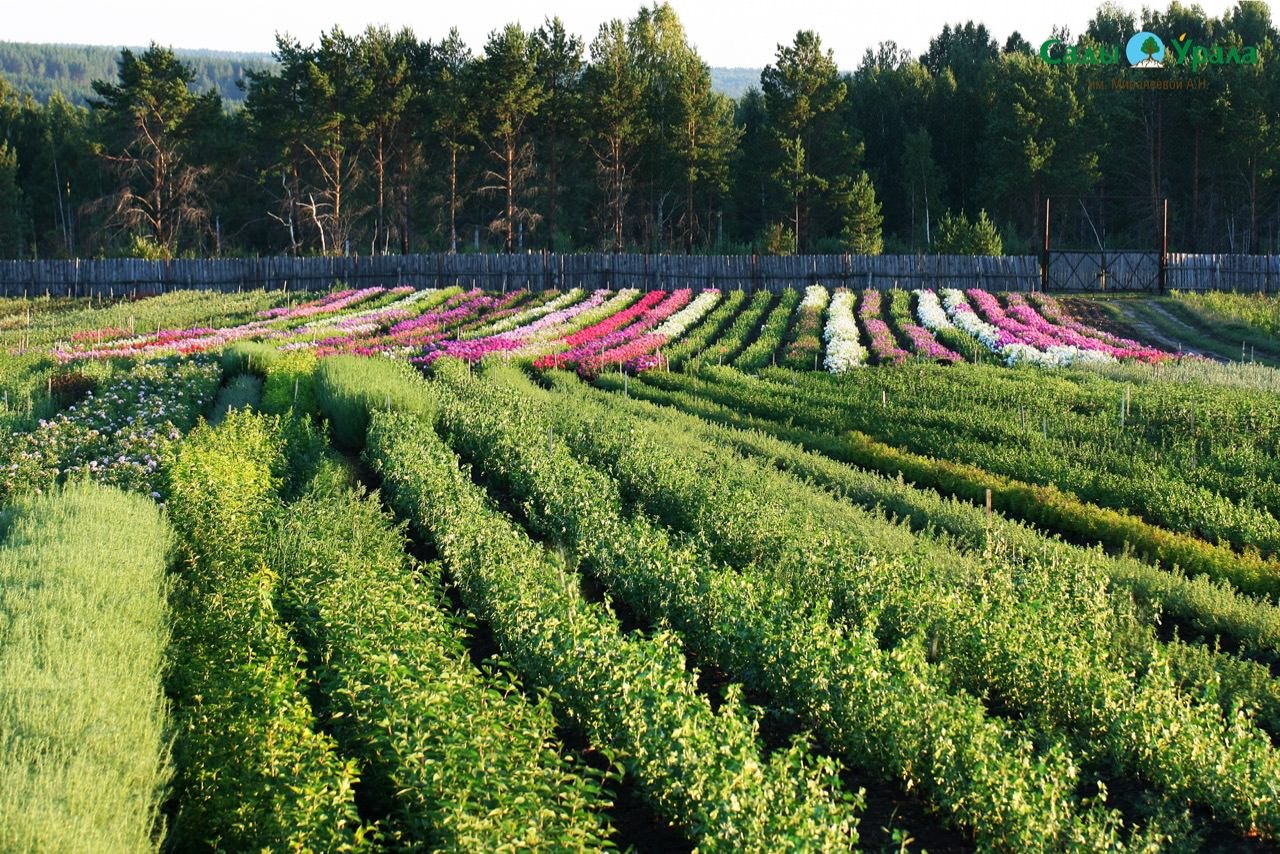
[857,290,909,365]
[966,289,1068,350]
[532,290,667,370]
[1024,293,1170,362]
[414,290,612,366]
[536,290,691,374]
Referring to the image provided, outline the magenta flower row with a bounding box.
[857,290,910,365]
[1004,293,1170,362]
[1025,293,1169,362]
[538,290,691,372]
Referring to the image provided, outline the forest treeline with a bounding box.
[0,1,1275,261]
[0,41,271,106]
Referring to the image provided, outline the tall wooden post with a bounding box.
[1041,197,1051,291]
[1158,198,1169,293]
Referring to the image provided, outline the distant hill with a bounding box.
[0,41,275,105]
[709,67,761,100]
[0,40,758,106]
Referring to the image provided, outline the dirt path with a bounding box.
[1109,300,1223,360]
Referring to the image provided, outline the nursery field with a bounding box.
[3,283,1280,852]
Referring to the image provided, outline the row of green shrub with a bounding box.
[355,364,859,849]
[593,367,1280,674]
[731,288,799,372]
[659,288,745,370]
[647,365,1280,600]
[688,289,773,368]
[435,361,1143,849]
[163,411,368,849]
[759,360,1280,558]
[500,364,1280,841]
[0,483,172,853]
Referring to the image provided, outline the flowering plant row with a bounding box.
[532,290,669,370]
[1025,292,1170,361]
[56,286,408,361]
[257,287,384,320]
[780,285,829,370]
[0,357,221,500]
[886,290,960,362]
[620,289,723,373]
[822,290,866,372]
[553,290,695,376]
[1004,293,1169,363]
[463,288,585,338]
[942,289,1116,367]
[857,290,909,365]
[413,290,608,365]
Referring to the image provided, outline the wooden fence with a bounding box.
[1165,253,1280,292]
[0,253,1040,297]
[0,252,1274,298]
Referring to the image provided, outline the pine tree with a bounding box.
[842,171,883,254]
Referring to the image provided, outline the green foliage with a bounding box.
[593,365,1280,673]
[531,365,1280,842]
[2,3,1279,256]
[0,289,290,351]
[441,363,1142,848]
[269,472,617,849]
[1174,290,1280,337]
[314,354,435,451]
[759,221,797,255]
[260,350,318,416]
[694,289,774,367]
[365,384,859,849]
[0,140,29,257]
[89,44,223,254]
[935,208,1003,255]
[650,363,1280,598]
[841,171,883,254]
[732,286,799,371]
[0,483,172,853]
[0,40,270,106]
[780,285,829,370]
[164,410,368,850]
[208,373,262,425]
[125,233,169,260]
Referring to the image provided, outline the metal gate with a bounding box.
[1045,250,1161,291]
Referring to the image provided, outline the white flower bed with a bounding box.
[913,289,954,330]
[822,290,866,372]
[940,289,1115,368]
[654,289,721,338]
[800,284,829,311]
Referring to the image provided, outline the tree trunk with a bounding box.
[449,146,458,254]
[547,125,558,251]
[506,136,516,254]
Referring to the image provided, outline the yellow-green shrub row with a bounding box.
[269,467,617,849]
[164,412,368,850]
[0,483,172,853]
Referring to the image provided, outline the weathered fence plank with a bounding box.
[2,252,1274,297]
